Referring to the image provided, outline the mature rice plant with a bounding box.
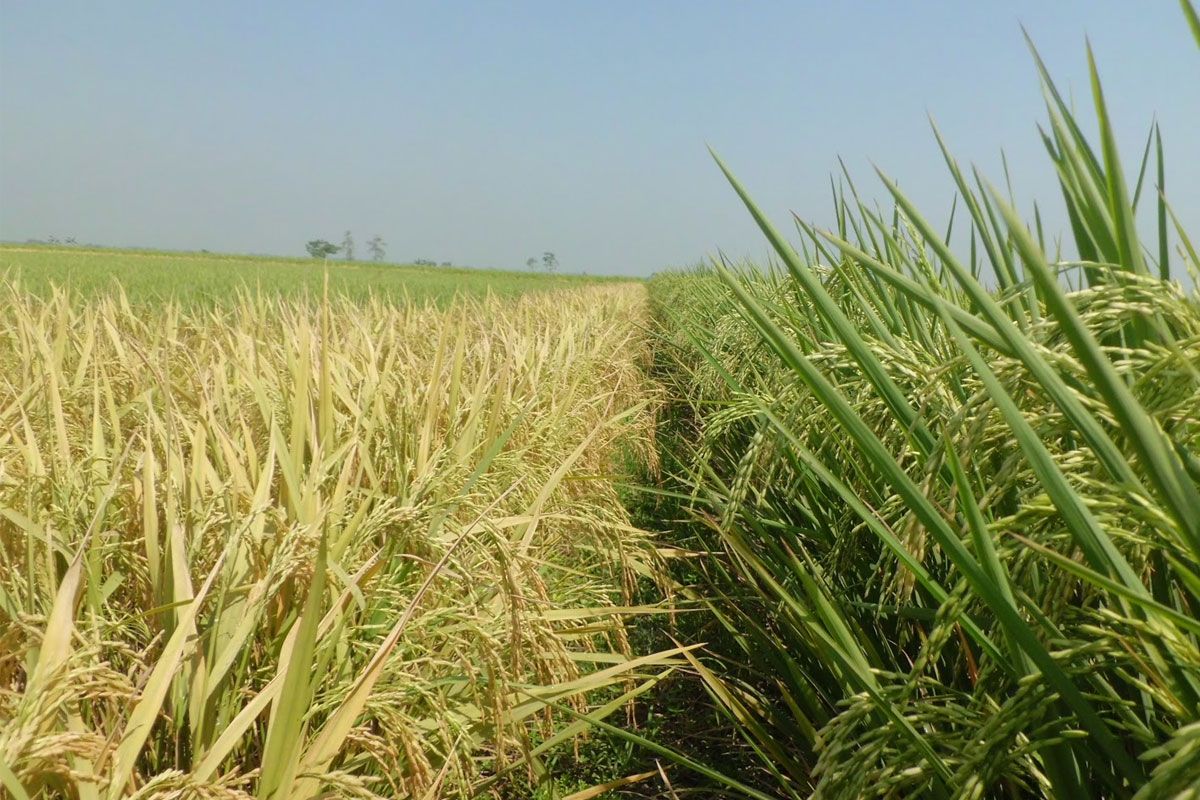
[0,280,675,798]
[646,8,1200,798]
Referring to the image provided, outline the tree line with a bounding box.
[305,233,561,273]
[305,231,386,261]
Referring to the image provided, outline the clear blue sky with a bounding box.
[2,1,1197,276]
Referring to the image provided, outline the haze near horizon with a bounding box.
[2,1,1197,276]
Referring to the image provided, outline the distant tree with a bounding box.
[341,230,355,261]
[414,258,437,267]
[367,235,386,262]
[305,239,340,259]
[440,261,451,267]
[526,257,538,271]
[47,235,60,245]
[542,251,558,273]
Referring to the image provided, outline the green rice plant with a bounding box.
[0,245,628,307]
[0,279,676,798]
[647,8,1200,797]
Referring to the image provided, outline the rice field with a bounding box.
[0,275,676,798]
[0,246,619,306]
[629,17,1200,799]
[4,5,1200,800]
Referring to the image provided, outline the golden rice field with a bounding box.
[0,276,674,799]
